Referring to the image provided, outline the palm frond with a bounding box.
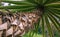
[10,8,35,12]
[2,0,22,1]
[47,10,60,32]
[0,5,35,9]
[41,16,45,37]
[44,0,60,4]
[45,3,60,9]
[48,9,60,26]
[25,0,38,4]
[45,14,54,37]
[48,8,60,15]
[2,1,36,5]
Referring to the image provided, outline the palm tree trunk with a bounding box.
[13,25,17,37]
[0,15,3,37]
[7,26,13,37]
[2,29,6,37]
[0,31,3,37]
[0,15,2,25]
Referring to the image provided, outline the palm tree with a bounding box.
[0,0,60,37]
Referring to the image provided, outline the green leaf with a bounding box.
[25,0,38,5]
[44,0,60,5]
[45,14,54,37]
[50,9,60,14]
[50,13,60,26]
[10,7,35,12]
[33,18,40,34]
[48,8,60,20]
[2,1,36,6]
[43,0,47,4]
[45,4,60,8]
[2,0,22,1]
[35,0,43,4]
[48,9,60,26]
[47,10,60,32]
[25,0,44,5]
[41,16,45,37]
[0,5,35,9]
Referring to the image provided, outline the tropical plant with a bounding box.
[0,0,60,37]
